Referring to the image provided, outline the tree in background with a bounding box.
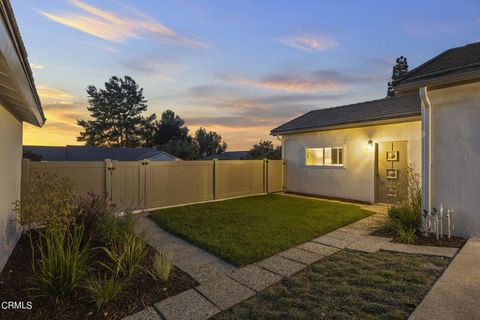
[194,127,227,158]
[77,76,156,147]
[23,150,42,161]
[159,139,199,160]
[153,110,190,146]
[246,140,281,160]
[387,56,409,97]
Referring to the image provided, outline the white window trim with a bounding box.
[304,145,346,168]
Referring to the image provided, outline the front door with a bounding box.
[376,141,408,204]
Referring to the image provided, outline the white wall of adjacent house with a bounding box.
[283,121,421,203]
[0,104,22,272]
[428,81,480,237]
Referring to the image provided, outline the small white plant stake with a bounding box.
[439,204,444,238]
[446,209,451,239]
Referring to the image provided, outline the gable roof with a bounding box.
[394,42,480,92]
[270,94,420,136]
[23,146,180,162]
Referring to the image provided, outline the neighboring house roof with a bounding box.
[0,0,44,126]
[23,146,181,161]
[271,95,420,136]
[394,42,480,92]
[202,151,249,160]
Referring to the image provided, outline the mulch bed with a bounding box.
[0,232,198,320]
[372,229,466,248]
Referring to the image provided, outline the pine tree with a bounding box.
[387,56,409,97]
[77,76,155,147]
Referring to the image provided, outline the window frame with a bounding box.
[304,146,346,168]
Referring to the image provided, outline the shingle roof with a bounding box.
[270,95,420,135]
[23,146,179,161]
[394,42,480,87]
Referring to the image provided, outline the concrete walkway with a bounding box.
[126,199,461,320]
[409,237,480,320]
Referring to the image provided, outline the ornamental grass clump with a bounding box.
[102,232,148,280]
[147,251,174,282]
[29,225,89,301]
[83,274,126,309]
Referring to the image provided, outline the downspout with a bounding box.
[419,86,432,234]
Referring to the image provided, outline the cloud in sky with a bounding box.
[24,101,88,146]
[217,73,343,93]
[39,0,209,48]
[215,68,381,94]
[280,34,338,52]
[120,55,183,80]
[37,85,75,104]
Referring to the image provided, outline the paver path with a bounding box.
[127,197,461,320]
[409,237,480,320]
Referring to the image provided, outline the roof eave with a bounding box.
[394,69,480,94]
[0,0,44,127]
[270,115,421,136]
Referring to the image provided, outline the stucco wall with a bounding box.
[283,121,421,203]
[428,82,480,237]
[0,104,22,272]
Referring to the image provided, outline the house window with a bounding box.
[305,147,344,167]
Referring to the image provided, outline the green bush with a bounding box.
[30,225,89,301]
[147,251,174,282]
[74,192,114,244]
[102,233,148,279]
[379,165,422,243]
[83,274,126,309]
[14,172,77,233]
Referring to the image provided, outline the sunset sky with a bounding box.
[14,0,479,150]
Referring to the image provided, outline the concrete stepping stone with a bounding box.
[296,241,340,256]
[336,226,372,236]
[325,230,363,242]
[155,289,219,320]
[255,255,306,277]
[278,247,323,265]
[312,235,353,249]
[196,276,256,310]
[185,260,236,284]
[228,264,282,292]
[380,242,458,258]
[123,307,162,320]
[346,235,392,253]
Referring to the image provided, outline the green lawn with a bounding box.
[149,194,372,266]
[213,250,450,320]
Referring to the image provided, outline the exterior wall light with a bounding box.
[366,139,374,152]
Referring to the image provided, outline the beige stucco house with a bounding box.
[272,42,480,237]
[0,0,44,271]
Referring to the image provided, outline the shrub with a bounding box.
[29,225,89,301]
[14,172,77,233]
[75,192,114,244]
[102,233,148,279]
[147,251,174,282]
[83,274,125,309]
[379,165,422,243]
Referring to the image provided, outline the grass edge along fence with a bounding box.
[21,159,284,211]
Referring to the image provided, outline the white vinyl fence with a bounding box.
[21,159,284,210]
